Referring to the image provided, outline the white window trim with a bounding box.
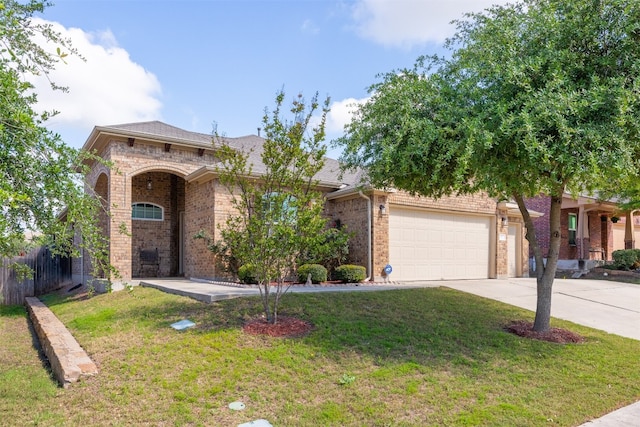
[568,213,577,246]
[132,202,164,221]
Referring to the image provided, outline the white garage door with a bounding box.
[389,207,491,281]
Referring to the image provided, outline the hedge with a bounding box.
[297,264,327,284]
[334,264,366,283]
[612,249,640,270]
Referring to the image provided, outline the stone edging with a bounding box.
[25,297,98,388]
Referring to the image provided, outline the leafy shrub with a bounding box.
[334,264,366,283]
[297,264,327,284]
[611,249,640,270]
[298,226,352,280]
[238,264,258,284]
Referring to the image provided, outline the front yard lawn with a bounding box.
[2,286,640,426]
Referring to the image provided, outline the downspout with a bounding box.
[358,191,372,281]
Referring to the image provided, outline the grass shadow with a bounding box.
[293,287,570,367]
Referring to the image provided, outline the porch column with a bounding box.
[624,211,635,249]
[602,215,613,260]
[109,171,132,283]
[577,206,585,259]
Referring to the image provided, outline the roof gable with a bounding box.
[85,121,363,191]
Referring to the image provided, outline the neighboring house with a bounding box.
[76,121,530,289]
[525,194,637,271]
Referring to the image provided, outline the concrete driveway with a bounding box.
[438,277,640,341]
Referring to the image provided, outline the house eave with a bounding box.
[88,126,214,150]
[186,165,344,190]
[497,201,544,218]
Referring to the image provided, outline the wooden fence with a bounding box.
[0,246,71,305]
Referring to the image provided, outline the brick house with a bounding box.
[524,194,636,271]
[76,121,530,289]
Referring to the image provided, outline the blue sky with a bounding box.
[33,0,508,158]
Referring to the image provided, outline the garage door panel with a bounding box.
[389,207,491,281]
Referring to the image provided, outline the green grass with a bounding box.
[3,286,640,426]
[0,305,62,424]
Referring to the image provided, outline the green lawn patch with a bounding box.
[0,305,63,424]
[3,287,640,426]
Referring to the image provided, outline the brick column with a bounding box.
[372,194,389,281]
[109,171,132,284]
[495,209,509,278]
[625,211,635,249]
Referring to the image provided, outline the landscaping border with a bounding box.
[25,297,98,388]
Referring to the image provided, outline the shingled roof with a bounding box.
[90,121,364,191]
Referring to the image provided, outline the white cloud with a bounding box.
[352,0,511,48]
[326,97,368,134]
[29,19,162,129]
[301,19,320,35]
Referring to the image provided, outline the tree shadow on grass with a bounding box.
[42,285,586,369]
[142,286,578,368]
[290,287,575,367]
[44,286,263,336]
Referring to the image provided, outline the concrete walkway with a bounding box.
[139,278,435,303]
[140,276,640,426]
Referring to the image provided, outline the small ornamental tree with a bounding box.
[337,0,640,332]
[215,90,331,324]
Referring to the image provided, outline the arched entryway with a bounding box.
[131,171,186,278]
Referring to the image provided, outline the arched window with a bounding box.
[132,203,164,221]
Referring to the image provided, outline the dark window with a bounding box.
[568,213,577,246]
[132,203,163,220]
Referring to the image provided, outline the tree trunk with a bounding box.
[514,192,563,332]
[534,192,562,332]
[258,282,272,323]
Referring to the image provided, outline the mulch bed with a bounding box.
[505,320,584,344]
[243,316,314,338]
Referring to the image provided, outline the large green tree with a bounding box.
[337,0,640,332]
[0,1,109,278]
[214,91,331,324]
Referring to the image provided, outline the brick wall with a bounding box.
[326,190,532,280]
[389,191,497,214]
[86,134,528,285]
[496,206,508,278]
[184,179,216,279]
[372,193,389,280]
[587,212,603,260]
[326,195,369,272]
[524,196,551,258]
[91,139,212,283]
[602,216,613,260]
